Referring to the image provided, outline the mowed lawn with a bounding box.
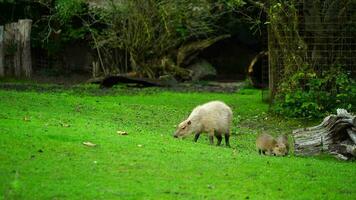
[0,84,355,200]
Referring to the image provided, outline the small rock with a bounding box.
[158,74,178,86]
[188,59,216,81]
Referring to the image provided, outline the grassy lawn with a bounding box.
[0,84,355,199]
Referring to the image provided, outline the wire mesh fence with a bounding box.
[267,1,356,95]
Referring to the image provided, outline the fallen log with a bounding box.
[87,74,165,88]
[293,109,356,160]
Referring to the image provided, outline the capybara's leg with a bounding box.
[266,150,273,156]
[207,130,214,145]
[194,133,200,142]
[258,149,262,155]
[216,134,222,146]
[209,136,214,145]
[224,134,231,147]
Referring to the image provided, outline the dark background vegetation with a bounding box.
[0,0,355,118]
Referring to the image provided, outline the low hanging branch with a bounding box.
[293,109,356,160]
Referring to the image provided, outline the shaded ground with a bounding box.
[0,80,248,94]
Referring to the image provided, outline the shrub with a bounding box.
[91,0,245,78]
[274,67,356,118]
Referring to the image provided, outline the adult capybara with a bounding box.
[173,101,233,147]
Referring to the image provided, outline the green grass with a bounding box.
[0,84,355,199]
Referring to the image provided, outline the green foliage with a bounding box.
[274,67,356,118]
[0,0,15,2]
[266,0,356,118]
[29,0,90,58]
[51,0,89,43]
[55,0,85,23]
[0,85,355,199]
[268,0,307,77]
[1,0,250,76]
[89,0,246,77]
[221,0,246,8]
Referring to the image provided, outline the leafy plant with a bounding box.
[87,0,246,78]
[274,67,356,118]
[55,0,85,23]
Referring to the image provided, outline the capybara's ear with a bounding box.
[187,120,191,125]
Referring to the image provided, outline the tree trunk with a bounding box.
[0,26,4,77]
[19,19,32,78]
[293,109,356,160]
[13,23,21,77]
[4,23,16,76]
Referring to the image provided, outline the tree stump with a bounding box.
[293,109,356,160]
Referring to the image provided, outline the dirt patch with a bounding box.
[0,79,247,94]
[31,74,91,85]
[171,82,247,93]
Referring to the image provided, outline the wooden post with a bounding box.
[5,23,15,76]
[92,61,100,77]
[13,22,21,77]
[18,19,32,78]
[0,26,4,77]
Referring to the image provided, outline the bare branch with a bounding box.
[245,0,267,12]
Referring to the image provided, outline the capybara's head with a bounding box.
[173,120,193,138]
[273,143,288,156]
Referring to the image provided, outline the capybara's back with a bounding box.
[191,101,232,135]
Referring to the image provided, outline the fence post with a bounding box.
[19,19,32,78]
[12,23,21,77]
[0,26,4,77]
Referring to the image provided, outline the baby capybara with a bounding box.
[275,134,289,156]
[256,133,287,156]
